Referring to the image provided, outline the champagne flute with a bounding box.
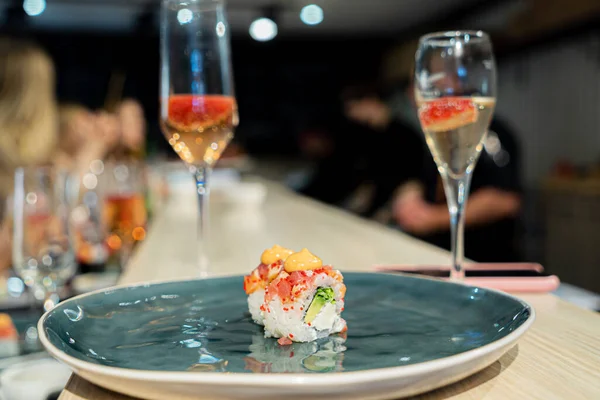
[160,0,237,276]
[12,167,77,311]
[414,31,496,280]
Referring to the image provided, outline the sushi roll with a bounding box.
[243,245,294,325]
[262,248,347,345]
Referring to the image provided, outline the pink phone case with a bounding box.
[373,263,560,293]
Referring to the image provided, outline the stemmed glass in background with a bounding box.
[414,31,496,280]
[12,167,77,312]
[160,0,237,276]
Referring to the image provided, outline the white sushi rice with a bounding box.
[263,271,346,343]
[247,289,265,325]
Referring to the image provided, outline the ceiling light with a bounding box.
[249,17,277,42]
[177,8,193,25]
[300,4,323,26]
[23,0,46,16]
[216,21,226,37]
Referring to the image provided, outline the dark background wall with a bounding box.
[23,31,389,157]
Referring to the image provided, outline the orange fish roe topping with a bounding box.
[264,266,346,304]
[243,260,284,295]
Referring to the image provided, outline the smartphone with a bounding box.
[373,263,560,293]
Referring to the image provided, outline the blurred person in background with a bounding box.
[58,98,148,172]
[57,104,120,171]
[392,117,523,262]
[298,84,425,218]
[299,41,425,216]
[57,104,95,164]
[344,88,426,217]
[0,38,58,272]
[0,38,57,199]
[116,98,147,159]
[341,77,523,261]
[94,109,121,159]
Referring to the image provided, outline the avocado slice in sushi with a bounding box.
[305,287,335,324]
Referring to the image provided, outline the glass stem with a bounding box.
[441,172,473,281]
[192,165,211,277]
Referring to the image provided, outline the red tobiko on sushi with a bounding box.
[243,261,284,295]
[244,245,295,295]
[265,266,346,304]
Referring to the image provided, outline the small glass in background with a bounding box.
[69,160,148,293]
[101,161,148,269]
[69,160,109,275]
[11,167,76,312]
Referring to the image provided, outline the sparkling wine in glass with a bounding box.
[414,31,496,280]
[160,0,237,275]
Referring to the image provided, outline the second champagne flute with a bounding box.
[414,31,496,280]
[160,0,237,275]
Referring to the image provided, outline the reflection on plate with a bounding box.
[244,334,346,373]
[39,273,534,400]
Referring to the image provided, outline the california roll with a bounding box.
[261,248,347,345]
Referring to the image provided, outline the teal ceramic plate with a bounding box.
[39,273,534,400]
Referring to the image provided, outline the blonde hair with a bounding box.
[0,38,58,195]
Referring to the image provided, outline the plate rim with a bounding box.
[38,272,535,386]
